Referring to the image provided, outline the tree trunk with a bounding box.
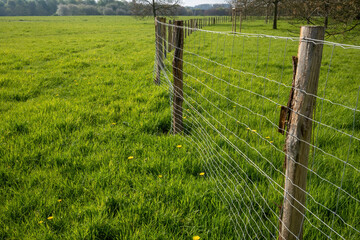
[152,0,156,18]
[265,4,269,24]
[273,0,279,29]
[324,15,328,29]
[324,0,329,29]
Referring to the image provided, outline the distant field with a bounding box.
[0,16,359,239]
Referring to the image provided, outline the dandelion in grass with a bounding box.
[177,145,182,148]
[75,83,78,86]
[112,122,116,125]
[38,221,44,224]
[158,175,163,178]
[270,141,274,144]
[128,156,134,160]
[199,172,205,176]
[47,216,54,220]
[252,130,257,132]
[183,116,187,119]
[58,199,62,203]
[193,236,200,240]
[266,136,270,139]
[246,128,250,130]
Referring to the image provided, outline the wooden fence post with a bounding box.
[155,17,163,85]
[162,17,166,58]
[190,19,192,34]
[239,11,242,33]
[172,20,184,134]
[279,26,325,240]
[184,20,187,38]
[168,20,173,52]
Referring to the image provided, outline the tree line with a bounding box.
[1,0,359,36]
[0,0,132,16]
[0,0,230,16]
[227,0,360,35]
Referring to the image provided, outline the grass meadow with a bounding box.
[1,16,359,239]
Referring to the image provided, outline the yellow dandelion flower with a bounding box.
[183,116,187,119]
[58,199,62,202]
[199,172,205,176]
[38,221,44,224]
[193,236,201,240]
[270,141,274,144]
[112,122,116,125]
[176,145,182,148]
[75,83,78,86]
[47,216,54,220]
[246,128,250,130]
[158,175,163,178]
[252,130,257,132]
[265,136,270,139]
[128,156,134,160]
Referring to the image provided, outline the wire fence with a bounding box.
[154,18,360,239]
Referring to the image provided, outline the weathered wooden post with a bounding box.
[155,17,163,85]
[172,20,184,134]
[188,20,190,36]
[232,8,236,32]
[239,10,242,33]
[279,26,325,240]
[162,17,166,58]
[168,20,173,52]
[184,20,187,38]
[190,19,192,34]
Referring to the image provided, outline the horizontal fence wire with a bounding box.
[155,20,360,239]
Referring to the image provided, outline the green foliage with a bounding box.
[0,0,132,16]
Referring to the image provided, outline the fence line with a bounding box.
[154,18,360,239]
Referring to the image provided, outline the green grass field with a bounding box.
[1,16,359,239]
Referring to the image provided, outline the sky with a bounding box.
[182,0,227,7]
